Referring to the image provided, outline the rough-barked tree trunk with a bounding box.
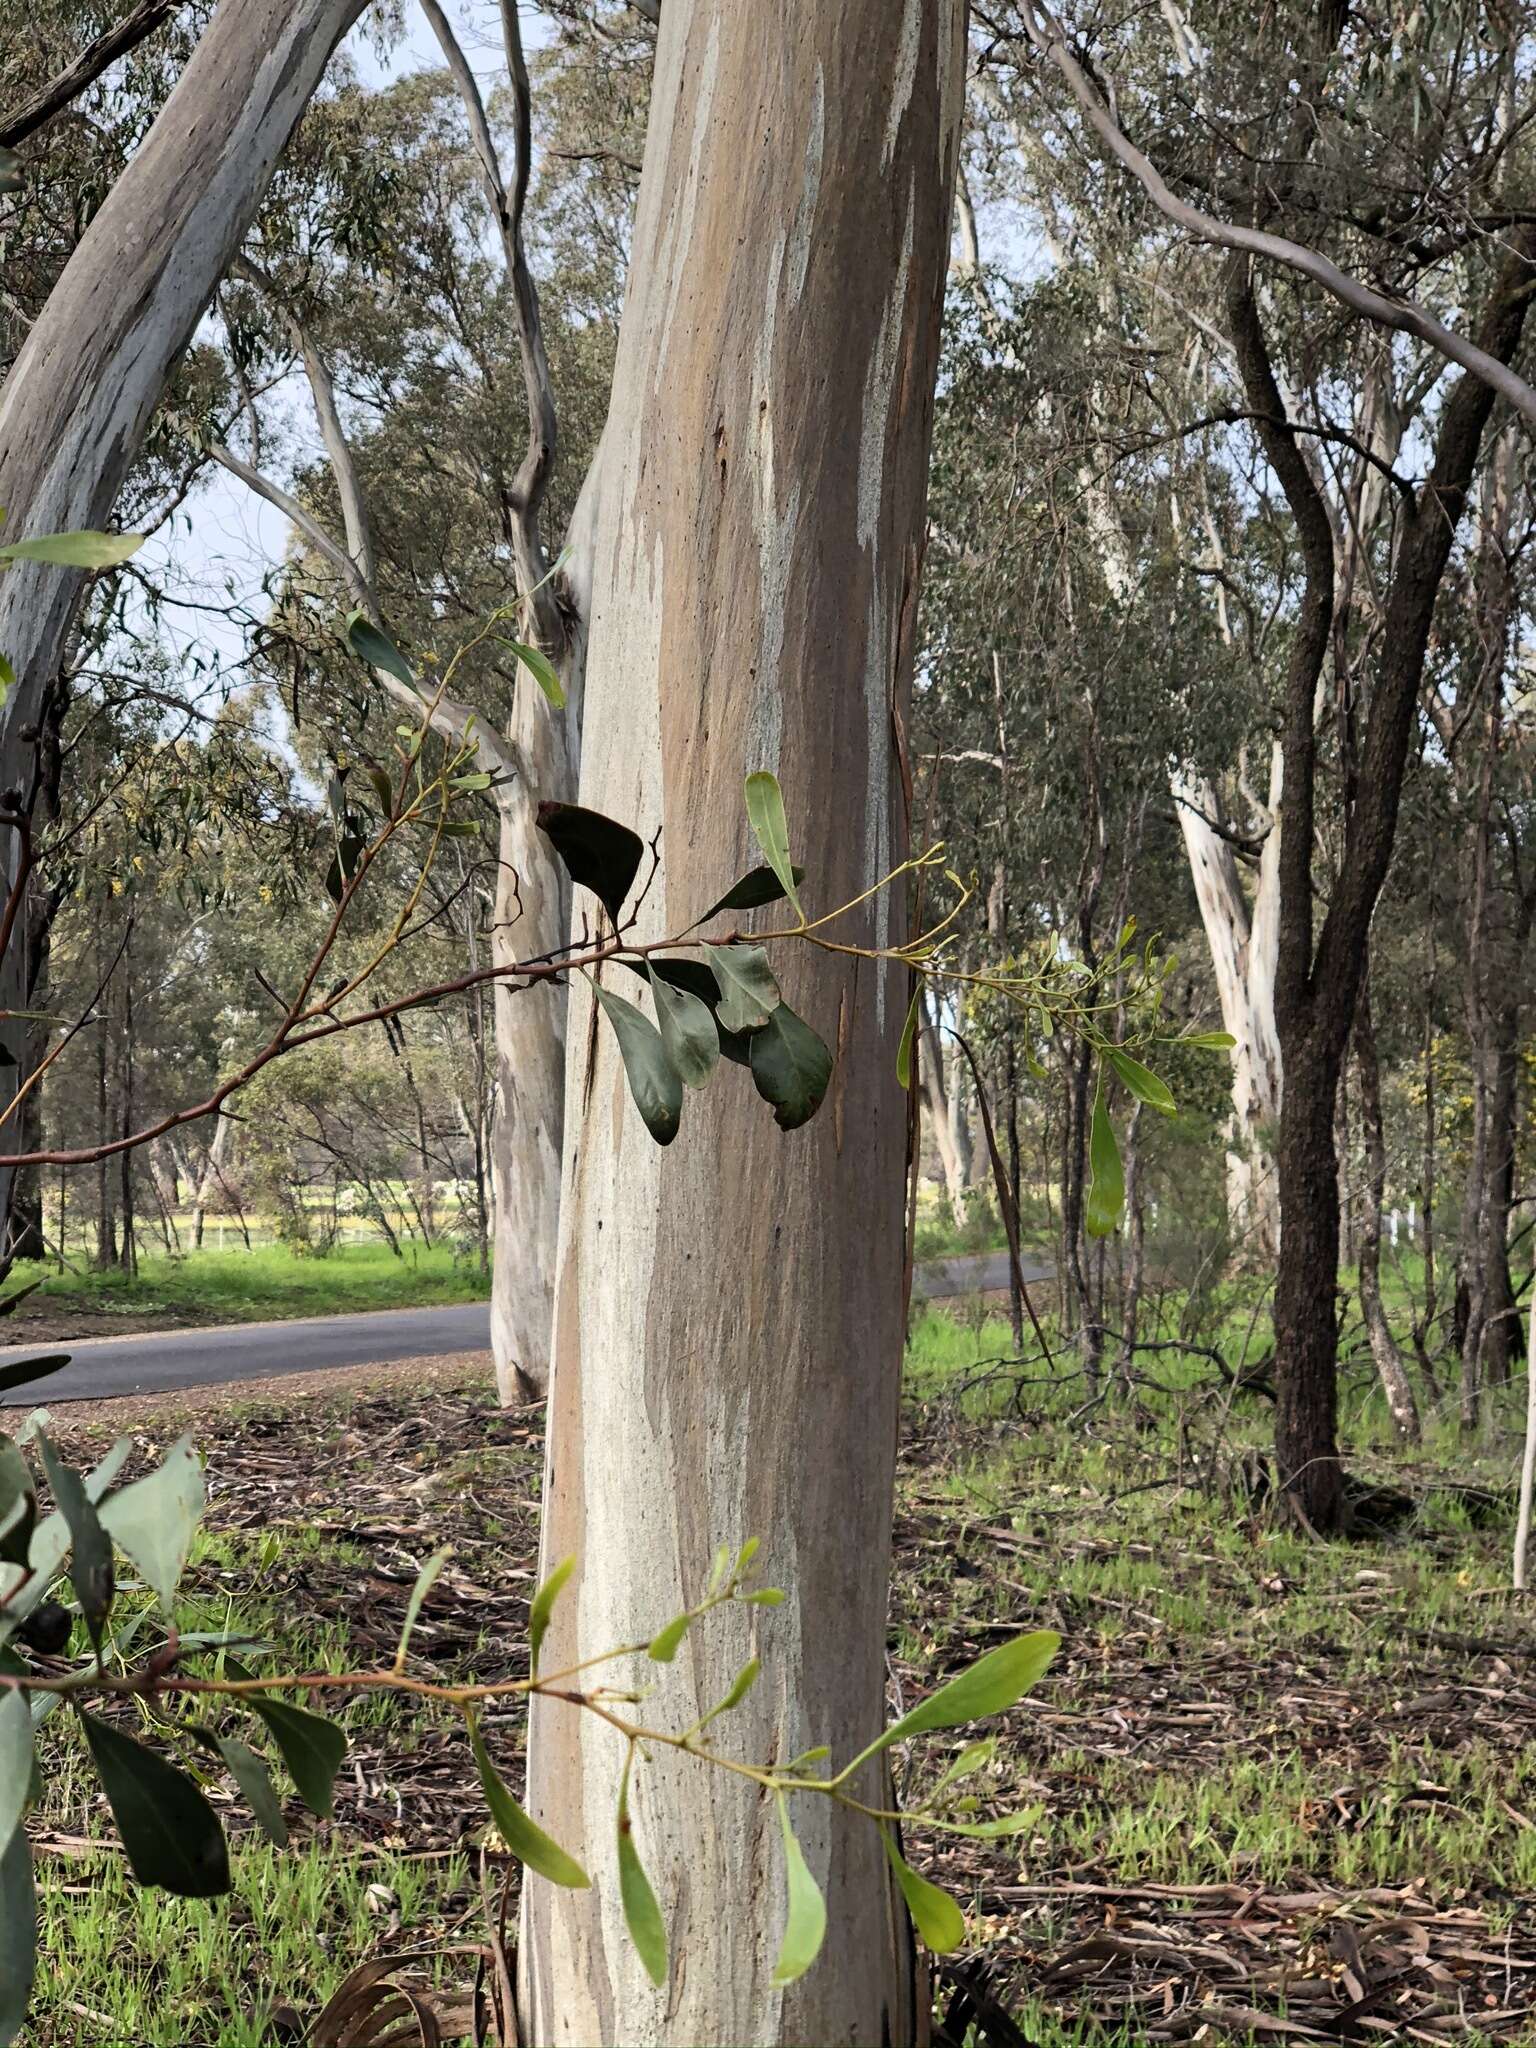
[518,2,966,2039]
[1353,982,1420,1442]
[0,0,368,1248]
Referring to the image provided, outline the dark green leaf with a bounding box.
[771,1793,826,1985]
[79,1711,229,1897]
[99,1434,203,1613]
[0,149,22,197]
[694,863,806,925]
[593,986,682,1146]
[468,1719,588,1887]
[0,532,142,570]
[497,637,566,710]
[0,1439,35,1570]
[1085,1088,1124,1238]
[248,1698,346,1819]
[528,1553,574,1678]
[0,1822,35,2047]
[0,1355,70,1398]
[617,1760,667,1987]
[346,612,416,690]
[646,965,719,1089]
[619,959,754,1066]
[1106,1048,1175,1117]
[536,802,643,926]
[882,1830,965,1953]
[215,1736,288,1848]
[744,773,805,921]
[36,1435,112,1638]
[705,944,781,1034]
[880,1632,1059,1751]
[750,1003,833,1131]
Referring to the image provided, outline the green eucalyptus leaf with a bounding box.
[771,1793,827,1986]
[469,1719,589,1888]
[0,1823,35,2048]
[593,985,683,1146]
[744,773,805,921]
[750,1003,833,1131]
[0,532,142,571]
[896,984,922,1090]
[346,612,417,691]
[35,1435,112,1638]
[528,1554,575,1678]
[187,1729,288,1848]
[880,1631,1059,1751]
[695,863,806,925]
[98,1434,203,1613]
[1106,1048,1176,1116]
[497,637,566,710]
[0,1690,30,1859]
[1184,1030,1236,1050]
[247,1698,346,1819]
[647,964,720,1089]
[79,1712,229,1898]
[0,1440,35,1571]
[932,1738,996,1798]
[395,1547,450,1667]
[0,1355,70,1398]
[882,1830,965,1954]
[647,1612,691,1663]
[617,1760,667,1987]
[1085,1086,1125,1238]
[705,943,781,1034]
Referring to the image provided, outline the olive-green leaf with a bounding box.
[469,1719,589,1888]
[704,943,781,1034]
[36,1435,112,1636]
[922,1810,1035,1839]
[1085,1086,1125,1238]
[0,1823,35,2048]
[896,984,922,1090]
[99,1434,203,1613]
[593,985,683,1146]
[882,1830,965,1954]
[882,1631,1060,1750]
[647,964,720,1089]
[528,1554,574,1679]
[1184,1029,1236,1050]
[771,1793,827,1985]
[0,1439,35,1570]
[750,1003,833,1131]
[497,637,566,710]
[1106,1048,1175,1117]
[0,148,22,197]
[79,1711,230,1898]
[617,1763,667,1987]
[248,1698,346,1819]
[0,1691,30,1859]
[646,1611,691,1663]
[395,1546,450,1668]
[932,1737,996,1798]
[707,1658,760,1721]
[0,532,142,570]
[214,1735,288,1848]
[744,773,805,921]
[346,611,417,690]
[694,863,806,925]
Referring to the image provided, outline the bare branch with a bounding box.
[0,0,177,150]
[1018,0,1536,431]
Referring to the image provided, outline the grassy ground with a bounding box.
[14,1304,1536,2046]
[4,1241,491,1339]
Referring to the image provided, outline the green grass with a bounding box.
[11,1240,491,1325]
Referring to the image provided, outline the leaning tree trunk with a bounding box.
[0,0,367,1241]
[517,3,965,2041]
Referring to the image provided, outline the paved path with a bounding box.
[0,1249,1053,1403]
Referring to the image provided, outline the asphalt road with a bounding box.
[0,1250,1053,1403]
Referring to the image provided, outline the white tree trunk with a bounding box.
[0,0,367,1232]
[517,2,966,2040]
[1173,754,1283,1256]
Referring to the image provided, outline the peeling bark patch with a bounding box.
[883,0,923,166]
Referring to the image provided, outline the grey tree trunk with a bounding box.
[0,0,368,1237]
[517,2,966,2039]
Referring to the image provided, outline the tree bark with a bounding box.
[1353,982,1420,1442]
[919,988,968,1217]
[517,2,965,2039]
[0,0,368,1247]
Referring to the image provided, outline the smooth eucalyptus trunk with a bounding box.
[1354,987,1420,1442]
[519,4,965,2040]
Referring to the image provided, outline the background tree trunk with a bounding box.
[0,0,367,1247]
[517,1,966,2039]
[1354,983,1420,1441]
